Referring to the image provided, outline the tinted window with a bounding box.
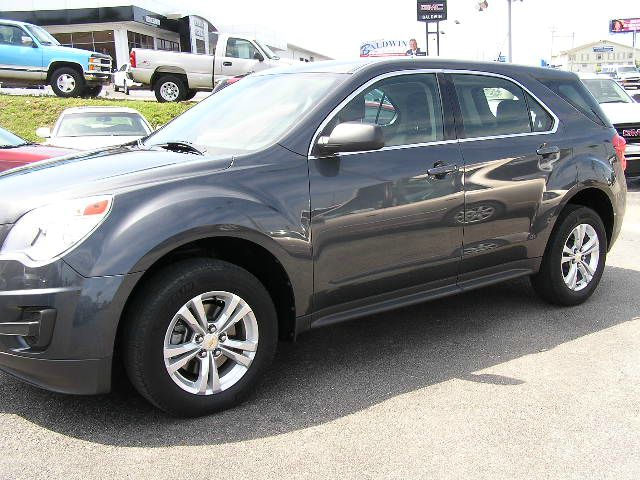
[536,77,608,126]
[525,92,554,132]
[323,73,444,147]
[226,38,258,59]
[451,74,532,138]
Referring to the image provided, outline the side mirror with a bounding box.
[317,122,384,154]
[253,51,264,62]
[36,127,51,139]
[21,36,35,47]
[633,93,640,103]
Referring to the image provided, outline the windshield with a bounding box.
[255,41,278,59]
[0,127,26,147]
[25,24,60,46]
[582,78,633,104]
[619,66,639,74]
[144,73,346,155]
[57,112,150,137]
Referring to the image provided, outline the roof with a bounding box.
[0,18,29,27]
[254,57,576,79]
[557,39,640,56]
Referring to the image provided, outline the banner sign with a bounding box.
[610,18,640,33]
[417,0,447,22]
[360,39,410,57]
[593,45,614,53]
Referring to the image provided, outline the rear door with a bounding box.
[308,72,464,318]
[447,72,568,279]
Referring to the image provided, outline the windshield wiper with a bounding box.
[0,143,30,149]
[149,141,204,155]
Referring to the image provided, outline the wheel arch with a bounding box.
[151,68,188,88]
[46,61,84,82]
[563,186,615,249]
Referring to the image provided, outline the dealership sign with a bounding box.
[610,18,640,33]
[593,45,614,53]
[360,39,410,57]
[417,0,447,22]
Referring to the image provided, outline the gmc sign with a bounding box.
[417,0,447,22]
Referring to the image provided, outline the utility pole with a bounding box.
[507,0,513,62]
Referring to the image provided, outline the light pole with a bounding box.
[478,0,522,63]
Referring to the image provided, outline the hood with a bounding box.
[47,136,144,150]
[0,144,75,162]
[599,102,640,125]
[0,146,233,224]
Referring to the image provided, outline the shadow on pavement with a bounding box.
[0,266,638,447]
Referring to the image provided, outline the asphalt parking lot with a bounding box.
[0,180,638,479]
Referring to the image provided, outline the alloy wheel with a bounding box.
[160,81,180,101]
[56,74,76,93]
[163,291,259,395]
[561,223,600,292]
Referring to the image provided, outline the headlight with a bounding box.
[0,195,113,265]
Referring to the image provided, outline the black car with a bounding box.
[0,59,627,416]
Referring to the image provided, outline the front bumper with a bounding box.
[83,72,111,86]
[0,257,142,394]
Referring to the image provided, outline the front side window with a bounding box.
[0,25,31,46]
[452,74,532,138]
[321,73,444,148]
[226,38,258,59]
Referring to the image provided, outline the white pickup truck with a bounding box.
[130,33,286,102]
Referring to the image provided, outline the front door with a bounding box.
[0,24,43,82]
[309,72,464,318]
[218,37,261,79]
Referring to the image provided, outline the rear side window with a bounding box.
[526,92,554,132]
[536,77,609,126]
[451,74,532,138]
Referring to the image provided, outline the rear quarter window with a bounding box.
[535,77,610,127]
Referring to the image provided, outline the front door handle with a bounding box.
[223,61,233,67]
[427,163,458,178]
[536,145,560,158]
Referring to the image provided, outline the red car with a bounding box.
[0,126,74,172]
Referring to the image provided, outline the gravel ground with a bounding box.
[0,180,638,480]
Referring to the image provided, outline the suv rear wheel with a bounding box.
[531,205,607,306]
[154,75,187,102]
[122,259,278,417]
[50,67,84,98]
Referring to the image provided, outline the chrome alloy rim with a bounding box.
[56,74,76,93]
[163,291,259,395]
[561,223,600,292]
[160,81,180,101]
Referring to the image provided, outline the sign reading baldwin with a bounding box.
[360,39,410,57]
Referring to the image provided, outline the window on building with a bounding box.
[629,53,634,59]
[51,30,116,62]
[195,38,206,54]
[158,38,179,51]
[569,54,576,61]
[127,31,153,51]
[596,53,602,61]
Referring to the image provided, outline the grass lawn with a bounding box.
[0,94,193,142]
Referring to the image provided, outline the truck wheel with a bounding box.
[122,258,278,416]
[184,89,198,101]
[50,67,85,98]
[154,75,187,102]
[82,85,103,98]
[124,81,130,95]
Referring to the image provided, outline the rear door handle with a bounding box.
[536,145,560,157]
[223,61,233,67]
[427,163,458,178]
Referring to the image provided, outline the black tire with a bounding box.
[531,205,607,306]
[114,85,120,93]
[154,75,187,102]
[184,89,198,101]
[82,85,103,98]
[50,67,85,97]
[122,258,278,417]
[124,81,130,95]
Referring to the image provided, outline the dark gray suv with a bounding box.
[0,59,628,416]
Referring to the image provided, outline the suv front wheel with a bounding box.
[122,259,278,417]
[50,67,85,97]
[531,205,607,306]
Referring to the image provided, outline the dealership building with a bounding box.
[552,40,640,73]
[0,0,331,68]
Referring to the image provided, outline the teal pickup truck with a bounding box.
[0,19,112,97]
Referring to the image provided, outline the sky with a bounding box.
[186,0,639,65]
